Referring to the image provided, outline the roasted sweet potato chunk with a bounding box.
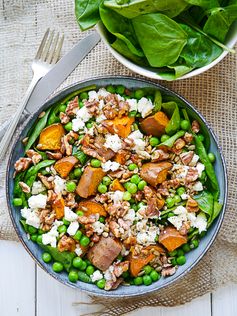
[140,111,169,137]
[37,123,65,150]
[78,200,107,217]
[52,197,65,219]
[103,116,135,138]
[114,151,128,165]
[76,166,105,198]
[54,156,78,178]
[141,162,172,187]
[110,179,125,192]
[129,245,165,277]
[87,236,122,271]
[159,226,187,252]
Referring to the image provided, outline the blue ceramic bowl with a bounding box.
[6,76,227,297]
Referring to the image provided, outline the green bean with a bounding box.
[159,130,185,148]
[78,271,92,283]
[47,103,61,126]
[153,90,162,112]
[24,160,55,181]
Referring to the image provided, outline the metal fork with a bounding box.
[0,29,64,160]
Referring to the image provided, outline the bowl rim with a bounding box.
[6,75,228,297]
[97,22,237,81]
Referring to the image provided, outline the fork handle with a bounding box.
[0,73,42,160]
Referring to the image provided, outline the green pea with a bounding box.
[131,204,138,211]
[182,243,191,253]
[74,168,82,178]
[96,278,106,289]
[116,85,125,95]
[52,262,64,273]
[208,152,216,163]
[180,119,191,131]
[99,216,105,223]
[80,235,90,247]
[76,210,84,216]
[78,271,91,283]
[177,187,186,196]
[143,275,152,286]
[79,101,84,108]
[129,110,137,117]
[174,195,181,204]
[28,225,37,234]
[130,174,141,184]
[13,198,23,206]
[143,265,152,275]
[58,225,67,234]
[176,249,184,257]
[128,163,138,171]
[138,180,147,190]
[86,122,93,129]
[106,85,116,94]
[98,183,107,194]
[197,134,204,142]
[68,270,79,283]
[171,258,177,266]
[66,181,77,193]
[150,270,160,282]
[42,252,52,263]
[86,265,95,276]
[176,255,186,266]
[168,250,178,257]
[79,261,87,271]
[102,176,111,186]
[31,234,38,242]
[73,230,83,241]
[73,257,83,269]
[64,122,72,131]
[161,134,170,142]
[134,276,143,285]
[126,182,138,194]
[59,104,67,113]
[167,212,174,217]
[190,239,199,249]
[91,159,101,168]
[80,92,89,100]
[134,89,145,99]
[149,137,160,147]
[38,229,44,235]
[123,191,132,201]
[63,218,70,226]
[166,197,175,208]
[37,235,43,245]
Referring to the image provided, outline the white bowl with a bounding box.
[97,21,237,81]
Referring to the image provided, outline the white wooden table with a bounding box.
[0,240,236,316]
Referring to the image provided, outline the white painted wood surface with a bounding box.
[0,240,236,316]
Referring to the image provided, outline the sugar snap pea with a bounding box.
[47,103,62,126]
[24,160,55,182]
[153,90,162,112]
[162,101,181,135]
[159,130,185,148]
[78,271,92,283]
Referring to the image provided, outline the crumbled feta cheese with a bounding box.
[76,105,92,122]
[137,97,154,118]
[135,219,159,246]
[98,88,110,98]
[64,207,78,222]
[196,162,205,177]
[72,117,85,132]
[110,190,124,204]
[31,181,45,195]
[116,94,124,101]
[92,221,105,235]
[193,213,207,233]
[21,207,40,229]
[28,194,47,209]
[189,154,199,167]
[102,160,120,172]
[124,209,136,223]
[128,130,143,140]
[104,134,122,152]
[67,221,79,236]
[53,175,66,194]
[98,99,105,110]
[192,181,203,192]
[85,126,95,136]
[42,225,58,248]
[128,130,146,152]
[181,193,189,200]
[88,90,98,101]
[104,266,114,281]
[173,205,187,215]
[127,99,138,112]
[91,270,103,282]
[96,113,106,123]
[172,164,189,180]
[168,216,184,230]
[75,244,83,257]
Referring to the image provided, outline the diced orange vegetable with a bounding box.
[159,226,188,252]
[140,111,169,137]
[52,197,65,219]
[54,156,78,178]
[110,179,125,192]
[103,116,135,138]
[76,166,105,198]
[140,162,172,187]
[37,123,65,150]
[129,245,165,277]
[114,151,128,165]
[78,200,107,217]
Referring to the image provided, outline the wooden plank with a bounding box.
[212,283,237,316]
[0,241,35,316]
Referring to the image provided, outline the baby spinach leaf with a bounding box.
[132,13,188,67]
[194,190,214,218]
[159,130,185,148]
[203,5,237,42]
[184,0,219,9]
[104,0,188,19]
[167,62,193,79]
[207,201,223,227]
[75,0,102,31]
[179,24,223,68]
[162,101,180,135]
[100,4,144,57]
